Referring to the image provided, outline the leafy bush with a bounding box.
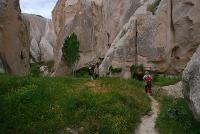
[109,66,122,74]
[45,60,54,71]
[62,33,80,69]
[29,60,54,76]
[0,75,150,134]
[130,64,144,81]
[30,63,41,76]
[147,0,161,14]
[156,96,200,134]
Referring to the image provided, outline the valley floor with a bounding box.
[0,75,150,134]
[0,74,199,134]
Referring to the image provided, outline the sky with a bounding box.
[20,0,57,19]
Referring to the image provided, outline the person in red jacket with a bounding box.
[143,71,153,95]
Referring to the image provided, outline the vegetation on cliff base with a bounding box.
[62,33,80,74]
[0,75,150,134]
[153,75,200,134]
[109,66,122,74]
[153,74,181,86]
[30,60,54,76]
[130,64,145,81]
[156,96,200,134]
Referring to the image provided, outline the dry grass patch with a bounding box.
[85,80,109,93]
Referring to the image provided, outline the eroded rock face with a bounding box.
[183,46,200,121]
[0,0,30,74]
[52,0,200,77]
[100,0,171,77]
[181,0,200,121]
[99,16,138,78]
[52,0,141,75]
[23,14,56,62]
[172,0,200,73]
[99,0,200,77]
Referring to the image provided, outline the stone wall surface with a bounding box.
[52,0,141,75]
[0,0,30,74]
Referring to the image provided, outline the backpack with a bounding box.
[146,75,152,82]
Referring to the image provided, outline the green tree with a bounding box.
[62,33,80,75]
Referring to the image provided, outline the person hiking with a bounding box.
[88,65,95,80]
[143,71,153,95]
[94,63,99,79]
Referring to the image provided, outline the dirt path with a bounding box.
[134,95,160,134]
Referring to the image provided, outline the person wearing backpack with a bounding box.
[143,71,153,95]
[94,63,100,79]
[88,65,95,80]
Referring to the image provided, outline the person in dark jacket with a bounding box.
[94,63,100,79]
[88,65,95,80]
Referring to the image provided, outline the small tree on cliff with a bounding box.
[62,33,80,75]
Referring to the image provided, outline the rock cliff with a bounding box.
[0,0,30,74]
[23,14,56,62]
[52,0,141,75]
[100,0,200,77]
[53,0,200,77]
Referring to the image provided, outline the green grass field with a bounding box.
[153,74,181,87]
[0,75,150,134]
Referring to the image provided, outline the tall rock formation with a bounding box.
[99,0,200,77]
[23,14,56,62]
[52,0,141,75]
[182,46,200,121]
[52,0,200,77]
[0,0,30,74]
[181,0,200,122]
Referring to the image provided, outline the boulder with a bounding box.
[182,46,200,121]
[160,81,183,98]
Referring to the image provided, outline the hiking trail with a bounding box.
[134,95,160,134]
[134,81,182,134]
